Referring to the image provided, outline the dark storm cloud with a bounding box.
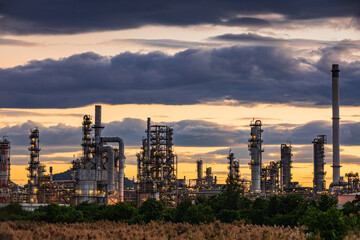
[170,120,243,147]
[210,33,360,48]
[0,0,359,35]
[0,120,80,146]
[0,118,147,147]
[211,33,286,43]
[1,45,359,108]
[224,18,272,27]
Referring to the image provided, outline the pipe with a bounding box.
[94,105,103,145]
[100,146,114,193]
[332,64,341,185]
[329,181,347,188]
[94,105,104,174]
[102,137,125,202]
[146,118,151,179]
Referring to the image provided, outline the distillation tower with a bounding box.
[196,159,203,186]
[280,143,293,191]
[137,118,177,206]
[72,105,125,204]
[248,120,263,194]
[0,137,10,202]
[27,128,41,203]
[227,150,240,182]
[313,135,327,194]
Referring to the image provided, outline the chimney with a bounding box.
[331,64,341,184]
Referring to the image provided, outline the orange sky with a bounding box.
[5,103,360,187]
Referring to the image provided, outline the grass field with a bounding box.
[0,220,309,240]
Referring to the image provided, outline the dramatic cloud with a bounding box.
[0,110,83,118]
[0,45,359,108]
[0,0,359,34]
[211,33,287,43]
[210,33,360,49]
[107,39,219,49]
[0,118,147,147]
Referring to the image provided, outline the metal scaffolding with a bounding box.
[228,150,240,183]
[137,118,177,207]
[27,128,40,203]
[261,161,280,194]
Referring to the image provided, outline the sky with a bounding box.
[0,0,360,187]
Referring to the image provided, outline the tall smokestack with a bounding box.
[332,64,341,184]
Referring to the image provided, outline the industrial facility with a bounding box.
[0,64,359,207]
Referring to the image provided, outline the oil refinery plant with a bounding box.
[0,64,359,207]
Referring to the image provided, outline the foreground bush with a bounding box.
[0,220,307,240]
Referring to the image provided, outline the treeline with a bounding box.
[1,181,360,240]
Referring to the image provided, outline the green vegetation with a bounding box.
[2,182,360,239]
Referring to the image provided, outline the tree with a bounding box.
[183,203,214,224]
[101,202,138,221]
[316,194,337,212]
[139,198,164,222]
[216,209,240,223]
[301,206,350,240]
[174,199,192,222]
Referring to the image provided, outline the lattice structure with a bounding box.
[345,172,359,193]
[261,161,280,194]
[37,176,75,204]
[137,118,177,207]
[27,128,41,203]
[228,150,240,183]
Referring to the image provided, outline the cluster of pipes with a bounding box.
[227,150,240,182]
[72,105,125,204]
[196,159,217,188]
[247,120,296,194]
[24,105,126,204]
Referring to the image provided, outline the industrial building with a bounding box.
[72,105,125,204]
[312,135,327,194]
[0,137,10,203]
[136,118,177,206]
[0,63,358,206]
